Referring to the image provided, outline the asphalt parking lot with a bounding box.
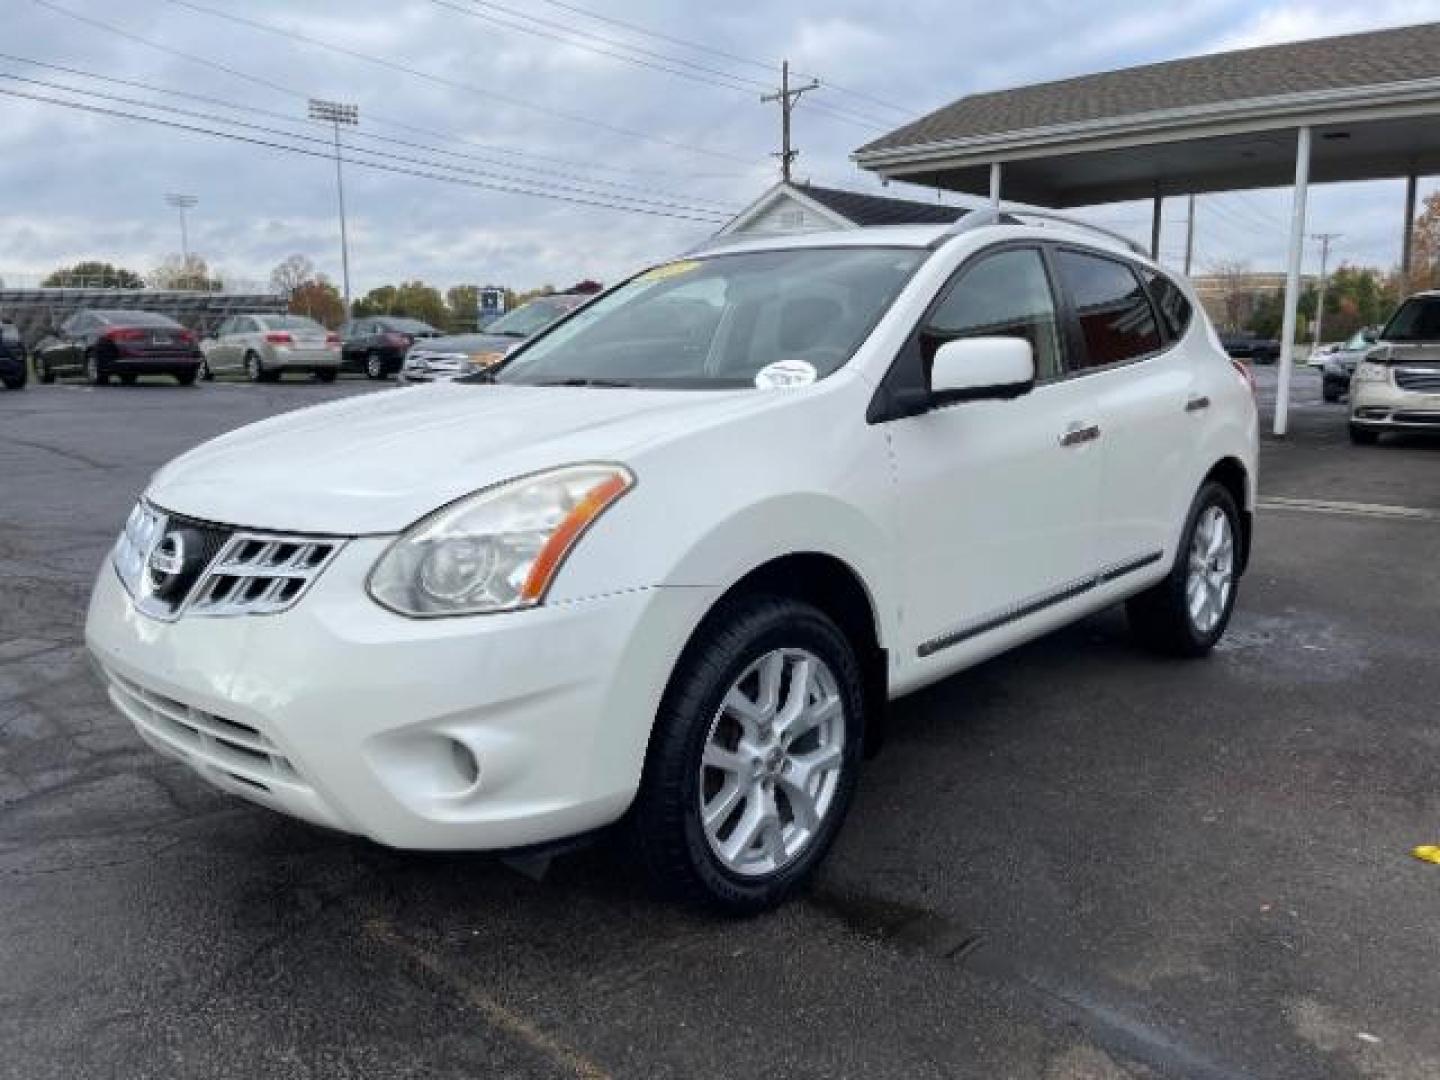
[3,368,1438,1080]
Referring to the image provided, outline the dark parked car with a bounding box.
[340,317,442,379]
[398,293,590,383]
[34,309,203,386]
[1,319,26,390]
[1220,333,1281,364]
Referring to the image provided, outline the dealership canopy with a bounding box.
[854,22,1440,434]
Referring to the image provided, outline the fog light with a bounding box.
[449,737,480,789]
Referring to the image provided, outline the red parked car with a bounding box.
[33,309,204,386]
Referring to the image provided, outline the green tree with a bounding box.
[353,281,447,326]
[445,284,480,331]
[41,260,145,288]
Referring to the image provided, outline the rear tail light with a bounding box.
[325,332,340,346]
[265,332,294,345]
[382,332,412,347]
[102,327,147,343]
[1231,358,1256,396]
[178,329,196,344]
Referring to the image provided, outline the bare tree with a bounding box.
[151,253,217,291]
[269,254,317,298]
[1205,260,1255,332]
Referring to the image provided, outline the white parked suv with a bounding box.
[1349,291,1440,443]
[86,212,1258,911]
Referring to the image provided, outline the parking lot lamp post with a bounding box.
[164,193,197,262]
[308,99,358,317]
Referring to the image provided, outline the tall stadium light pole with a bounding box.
[308,99,358,315]
[164,193,198,261]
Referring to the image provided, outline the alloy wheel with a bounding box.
[698,648,846,878]
[246,354,262,382]
[366,353,383,380]
[1186,505,1234,636]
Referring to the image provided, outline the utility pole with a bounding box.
[1310,231,1341,347]
[309,98,358,316]
[1183,194,1196,275]
[164,193,197,262]
[761,61,818,183]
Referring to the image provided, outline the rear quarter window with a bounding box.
[1142,269,1193,340]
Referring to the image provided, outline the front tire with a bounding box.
[365,352,387,380]
[1349,424,1379,445]
[245,351,265,383]
[1322,381,1341,403]
[630,595,865,914]
[199,357,214,381]
[1127,481,1241,657]
[84,351,108,386]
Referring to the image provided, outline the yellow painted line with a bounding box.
[365,918,611,1080]
[1259,497,1440,522]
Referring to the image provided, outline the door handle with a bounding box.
[1185,395,1211,412]
[1058,422,1101,447]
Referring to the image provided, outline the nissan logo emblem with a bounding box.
[147,530,189,597]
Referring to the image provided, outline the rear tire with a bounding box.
[630,594,865,914]
[365,352,388,380]
[175,368,198,386]
[1322,382,1341,403]
[315,369,338,384]
[1348,424,1380,445]
[38,357,55,384]
[1127,481,1241,658]
[2,373,24,391]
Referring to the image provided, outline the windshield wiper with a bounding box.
[534,377,637,388]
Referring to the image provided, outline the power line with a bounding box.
[0,69,734,218]
[528,0,918,119]
[0,51,737,210]
[27,0,752,183]
[0,83,730,223]
[162,0,759,164]
[430,0,895,130]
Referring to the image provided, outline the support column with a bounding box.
[1184,194,1196,275]
[1400,169,1418,295]
[1150,190,1163,260]
[1274,125,1311,438]
[989,162,1002,208]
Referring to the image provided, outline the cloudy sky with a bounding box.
[1,0,1436,296]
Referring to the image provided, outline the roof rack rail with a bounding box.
[932,207,1148,257]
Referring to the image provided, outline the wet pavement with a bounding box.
[2,368,1437,1078]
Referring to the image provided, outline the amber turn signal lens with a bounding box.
[519,472,633,602]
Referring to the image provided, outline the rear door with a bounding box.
[883,244,1105,672]
[1050,248,1194,572]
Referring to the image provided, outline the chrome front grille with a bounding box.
[113,501,344,620]
[187,534,341,616]
[1394,367,1440,392]
[104,666,305,794]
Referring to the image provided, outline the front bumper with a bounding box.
[86,537,718,850]
[1350,380,1440,430]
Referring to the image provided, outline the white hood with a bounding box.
[148,383,755,534]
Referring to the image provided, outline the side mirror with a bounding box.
[930,336,1035,405]
[1361,327,1378,344]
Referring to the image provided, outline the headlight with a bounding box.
[112,500,163,594]
[467,350,505,369]
[1353,362,1388,383]
[367,464,634,616]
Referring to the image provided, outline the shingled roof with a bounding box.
[793,183,964,227]
[858,22,1440,157]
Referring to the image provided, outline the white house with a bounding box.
[718,182,965,237]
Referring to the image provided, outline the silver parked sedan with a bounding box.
[201,314,341,383]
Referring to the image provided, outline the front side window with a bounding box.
[495,247,926,389]
[1381,297,1440,342]
[924,247,1064,380]
[1055,250,1162,369]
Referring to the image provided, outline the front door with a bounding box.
[885,245,1104,672]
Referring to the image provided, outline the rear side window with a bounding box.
[1142,269,1193,339]
[926,248,1065,380]
[1054,250,1161,369]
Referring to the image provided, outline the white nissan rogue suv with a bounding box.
[86,212,1259,912]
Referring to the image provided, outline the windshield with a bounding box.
[486,298,572,338]
[1381,297,1440,343]
[495,247,926,389]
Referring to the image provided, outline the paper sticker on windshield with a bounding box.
[754,359,817,389]
[639,259,700,282]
